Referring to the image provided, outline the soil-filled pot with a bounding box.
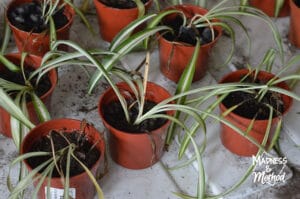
[93,0,152,42]
[21,118,106,199]
[6,0,75,56]
[0,53,57,138]
[289,0,300,47]
[219,69,293,156]
[158,4,222,83]
[98,82,173,169]
[249,0,290,17]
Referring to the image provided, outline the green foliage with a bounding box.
[7,124,105,199]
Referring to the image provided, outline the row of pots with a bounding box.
[4,0,212,82]
[0,53,293,198]
[6,0,300,85]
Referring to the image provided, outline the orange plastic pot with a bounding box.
[158,4,222,83]
[249,0,290,17]
[93,0,153,42]
[219,69,293,156]
[289,0,300,47]
[0,53,57,138]
[98,82,173,169]
[21,118,106,199]
[6,0,75,56]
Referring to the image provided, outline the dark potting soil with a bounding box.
[100,0,148,9]
[295,0,300,7]
[162,15,218,46]
[221,77,285,120]
[8,1,68,33]
[103,100,168,133]
[27,130,100,177]
[0,66,51,99]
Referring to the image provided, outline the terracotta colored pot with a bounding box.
[6,0,75,56]
[21,118,106,199]
[219,69,293,156]
[289,0,300,47]
[93,0,153,42]
[98,82,173,169]
[158,4,222,83]
[0,53,57,138]
[249,0,290,17]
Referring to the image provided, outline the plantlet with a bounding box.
[6,118,106,199]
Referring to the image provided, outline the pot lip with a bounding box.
[290,0,299,9]
[2,53,58,105]
[218,69,293,121]
[21,118,105,180]
[6,0,75,36]
[98,81,173,137]
[94,0,152,11]
[158,4,222,48]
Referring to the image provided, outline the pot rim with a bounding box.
[6,0,75,36]
[98,81,174,137]
[158,4,222,48]
[1,53,58,104]
[93,0,153,11]
[21,118,105,180]
[218,68,293,122]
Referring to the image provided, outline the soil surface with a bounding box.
[27,130,100,177]
[100,0,148,9]
[8,1,68,33]
[221,77,285,120]
[162,15,218,46]
[0,66,51,99]
[103,100,167,133]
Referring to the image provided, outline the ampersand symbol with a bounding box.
[265,165,272,172]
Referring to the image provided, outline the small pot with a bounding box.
[6,0,75,56]
[158,4,222,83]
[289,0,300,47]
[219,69,293,156]
[21,118,106,199]
[0,53,57,138]
[98,82,173,169]
[93,0,153,42]
[249,0,290,17]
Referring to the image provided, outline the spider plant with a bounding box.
[174,49,300,199]
[6,118,106,199]
[6,0,93,54]
[0,101,106,199]
[90,0,284,96]
[0,52,54,149]
[141,0,285,146]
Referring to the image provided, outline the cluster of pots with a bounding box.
[1,0,298,198]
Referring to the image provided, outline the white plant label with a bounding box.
[45,187,76,199]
